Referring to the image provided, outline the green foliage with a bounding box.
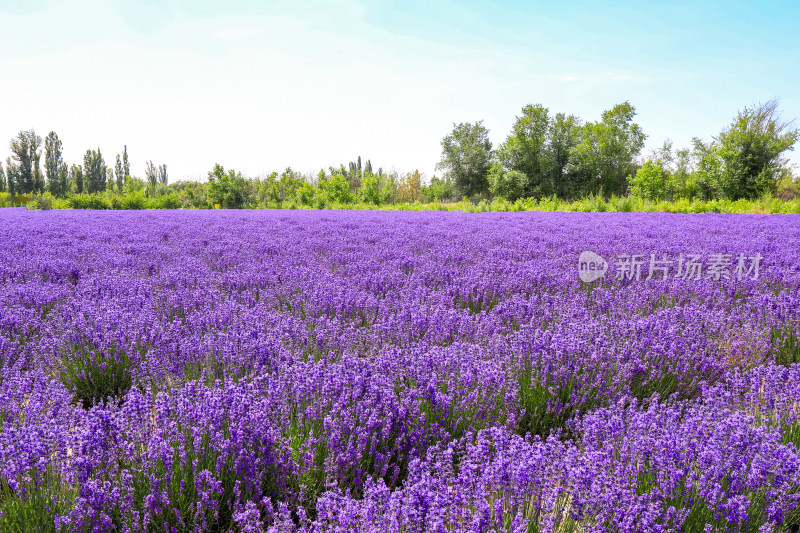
[296,181,316,206]
[548,112,583,198]
[318,172,353,204]
[253,167,311,207]
[25,192,55,211]
[516,360,604,441]
[630,159,670,199]
[496,104,552,196]
[437,120,493,197]
[693,100,799,200]
[83,148,106,194]
[283,407,329,517]
[489,163,529,201]
[569,101,646,197]
[359,172,382,204]
[69,164,83,194]
[114,153,124,193]
[111,191,147,210]
[68,194,112,210]
[0,466,75,533]
[717,100,798,200]
[57,341,134,408]
[207,163,249,208]
[44,131,68,197]
[770,325,800,367]
[7,129,44,195]
[421,175,454,201]
[145,160,158,194]
[122,145,130,179]
[122,175,146,194]
[151,193,180,209]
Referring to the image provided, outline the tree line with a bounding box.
[2,99,797,209]
[0,130,168,198]
[438,99,798,202]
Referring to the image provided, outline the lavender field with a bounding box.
[1,208,799,533]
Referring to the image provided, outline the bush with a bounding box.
[358,173,382,205]
[26,193,55,211]
[110,191,147,210]
[318,173,353,204]
[207,164,249,208]
[151,193,180,209]
[629,160,671,199]
[490,166,529,201]
[68,194,112,210]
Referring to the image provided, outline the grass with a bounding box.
[0,466,76,533]
[771,325,800,366]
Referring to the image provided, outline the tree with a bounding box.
[145,161,158,194]
[319,172,353,204]
[207,163,248,208]
[70,164,84,194]
[672,147,692,198]
[45,131,68,197]
[83,149,106,194]
[115,154,124,193]
[106,168,115,192]
[489,163,529,201]
[397,170,422,202]
[34,157,44,193]
[629,160,670,199]
[5,158,13,194]
[496,104,551,196]
[122,145,130,179]
[158,164,168,185]
[711,99,798,200]
[0,161,5,193]
[422,175,454,201]
[569,102,645,197]
[8,129,43,195]
[437,120,493,197]
[547,113,582,198]
[359,172,381,204]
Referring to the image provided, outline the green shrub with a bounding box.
[69,194,112,210]
[116,191,147,210]
[629,160,671,199]
[26,193,55,210]
[152,193,180,209]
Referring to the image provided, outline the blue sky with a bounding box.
[1,0,798,181]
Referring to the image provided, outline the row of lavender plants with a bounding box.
[1,208,799,532]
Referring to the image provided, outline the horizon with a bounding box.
[2,0,799,183]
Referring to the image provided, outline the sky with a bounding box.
[1,0,799,182]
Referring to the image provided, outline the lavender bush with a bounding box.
[1,208,799,532]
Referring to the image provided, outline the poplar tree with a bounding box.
[115,154,124,192]
[83,149,106,194]
[45,131,68,197]
[122,145,130,178]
